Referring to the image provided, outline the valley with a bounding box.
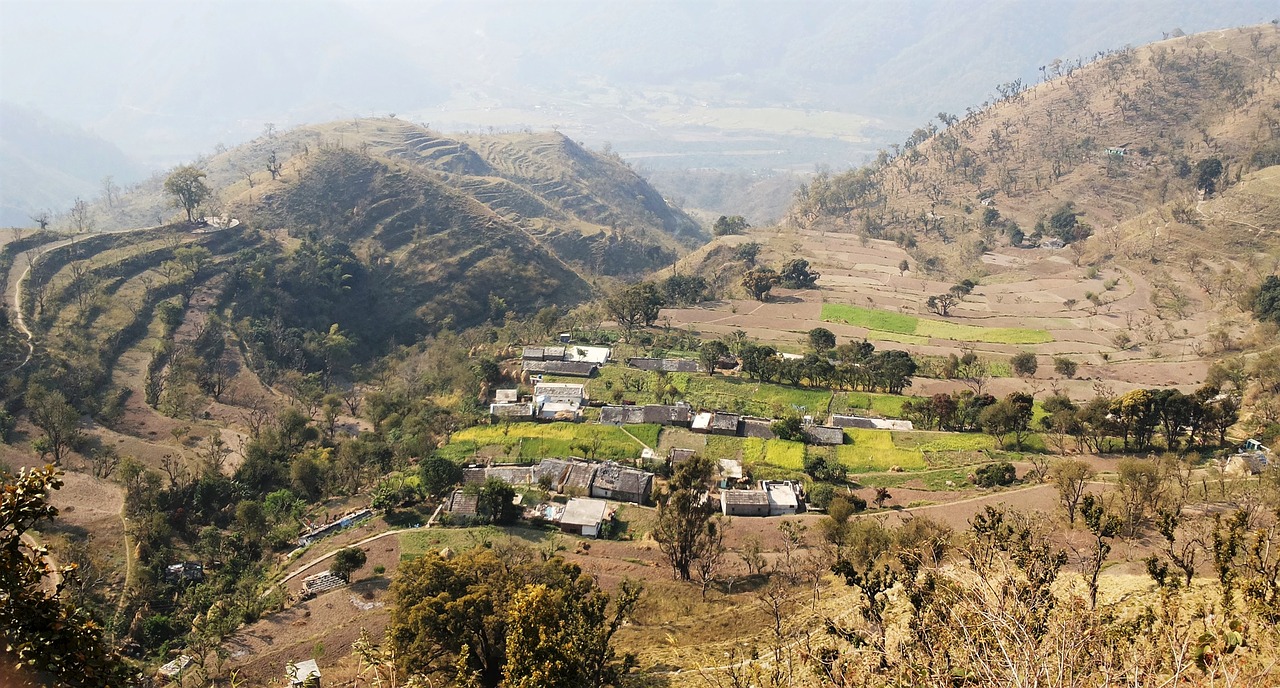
[2,18,1280,688]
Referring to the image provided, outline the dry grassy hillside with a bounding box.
[790,24,1280,275]
[87,118,704,278]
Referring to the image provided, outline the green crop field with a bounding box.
[741,437,806,470]
[821,303,1053,345]
[678,374,832,417]
[836,428,927,472]
[447,422,650,461]
[894,432,996,453]
[821,304,917,333]
[831,392,920,418]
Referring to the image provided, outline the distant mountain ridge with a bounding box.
[0,102,145,226]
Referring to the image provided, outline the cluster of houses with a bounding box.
[446,458,656,537]
[490,382,589,421]
[521,344,612,377]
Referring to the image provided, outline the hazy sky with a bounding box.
[2,1,1280,164]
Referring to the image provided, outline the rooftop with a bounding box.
[561,497,610,527]
[721,489,769,506]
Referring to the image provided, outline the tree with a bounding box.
[1011,351,1038,377]
[771,415,806,442]
[698,340,730,376]
[652,455,718,581]
[803,452,847,482]
[331,547,367,582]
[980,393,1034,450]
[1253,275,1280,324]
[926,293,958,316]
[1048,459,1092,527]
[1053,356,1078,378]
[69,197,92,233]
[807,327,836,353]
[734,242,762,264]
[741,267,779,301]
[712,215,749,235]
[476,477,520,525]
[418,455,463,497]
[659,274,708,306]
[1,467,138,686]
[604,282,664,340]
[30,210,51,231]
[389,544,639,687]
[1078,493,1121,609]
[1195,157,1223,195]
[26,386,81,466]
[779,259,820,289]
[163,164,212,222]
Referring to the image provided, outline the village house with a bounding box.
[164,562,205,583]
[721,488,771,516]
[560,497,610,537]
[803,424,846,445]
[534,458,598,495]
[534,382,587,420]
[718,458,746,488]
[740,416,775,439]
[489,402,535,420]
[445,489,479,519]
[761,480,801,516]
[494,388,519,403]
[600,402,693,426]
[692,411,741,436]
[522,359,599,377]
[829,414,915,431]
[627,357,700,373]
[591,461,655,504]
[668,448,698,466]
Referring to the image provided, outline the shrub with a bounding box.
[973,462,1017,488]
[1053,356,1078,378]
[1011,351,1038,377]
[808,483,836,509]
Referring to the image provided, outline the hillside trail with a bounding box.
[4,225,160,373]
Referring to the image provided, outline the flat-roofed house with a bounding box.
[560,498,610,537]
[760,480,800,516]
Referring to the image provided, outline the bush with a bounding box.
[803,452,847,482]
[973,462,1017,488]
[1011,351,1038,377]
[808,483,836,509]
[1053,356,1078,378]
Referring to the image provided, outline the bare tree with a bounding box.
[69,197,93,233]
[101,176,119,208]
[30,209,51,231]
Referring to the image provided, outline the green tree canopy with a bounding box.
[331,546,367,582]
[163,164,212,222]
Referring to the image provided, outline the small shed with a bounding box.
[591,461,654,504]
[447,490,479,518]
[710,412,742,436]
[522,346,546,361]
[740,417,775,439]
[287,659,322,687]
[561,498,610,537]
[534,458,597,494]
[524,360,599,377]
[803,425,846,446]
[691,412,713,433]
[669,448,698,466]
[721,489,771,517]
[494,389,519,403]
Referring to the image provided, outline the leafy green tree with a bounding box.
[331,547,368,582]
[26,386,81,466]
[418,455,464,497]
[771,415,806,442]
[604,282,664,340]
[698,340,730,376]
[659,274,709,305]
[980,393,1034,449]
[803,452,847,482]
[389,544,639,687]
[1,467,138,686]
[807,327,836,353]
[712,215,750,236]
[1079,493,1121,609]
[741,267,779,301]
[1253,275,1280,324]
[503,578,641,688]
[652,455,718,581]
[1053,356,1078,378]
[733,242,762,264]
[778,259,820,289]
[1196,157,1224,195]
[163,164,212,222]
[1011,351,1038,377]
[476,477,520,525]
